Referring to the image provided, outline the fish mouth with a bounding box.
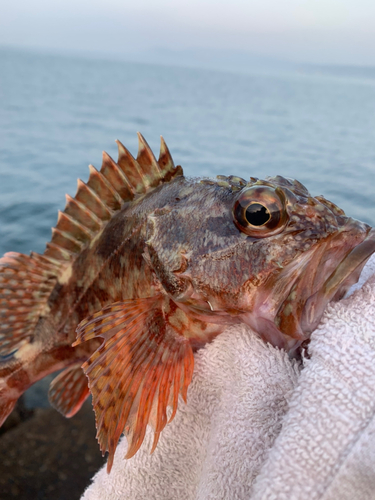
[298,225,375,331]
[242,220,375,351]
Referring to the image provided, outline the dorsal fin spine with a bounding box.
[158,136,175,176]
[116,140,149,193]
[100,152,135,202]
[64,194,103,231]
[45,242,76,261]
[30,251,64,271]
[56,211,94,242]
[51,227,84,254]
[75,179,113,220]
[86,165,122,210]
[136,133,163,186]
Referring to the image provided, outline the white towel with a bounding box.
[81,255,375,500]
[250,254,375,500]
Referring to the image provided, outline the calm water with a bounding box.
[0,47,375,405]
[1,47,375,260]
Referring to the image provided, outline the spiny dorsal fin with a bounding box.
[136,133,163,186]
[45,134,183,265]
[116,140,145,193]
[100,151,134,201]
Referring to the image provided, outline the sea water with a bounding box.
[1,46,375,259]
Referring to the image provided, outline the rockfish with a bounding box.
[0,134,374,472]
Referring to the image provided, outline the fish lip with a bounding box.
[293,222,375,339]
[323,226,375,298]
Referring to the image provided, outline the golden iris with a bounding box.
[232,186,288,238]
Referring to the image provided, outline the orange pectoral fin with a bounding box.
[73,296,194,473]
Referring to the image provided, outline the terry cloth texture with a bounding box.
[81,254,375,500]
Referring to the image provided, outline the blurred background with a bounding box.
[1,0,375,498]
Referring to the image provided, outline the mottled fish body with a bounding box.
[0,134,374,471]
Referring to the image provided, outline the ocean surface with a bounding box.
[0,46,375,405]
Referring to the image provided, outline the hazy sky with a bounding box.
[2,0,375,65]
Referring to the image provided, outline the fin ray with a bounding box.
[116,140,146,193]
[48,364,90,418]
[86,165,122,211]
[136,133,162,186]
[75,296,194,472]
[51,227,84,254]
[56,210,94,243]
[0,252,59,356]
[158,136,176,178]
[75,177,113,219]
[64,194,102,232]
[100,152,135,201]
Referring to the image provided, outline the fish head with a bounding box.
[145,175,375,351]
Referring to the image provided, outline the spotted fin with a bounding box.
[45,133,183,263]
[48,364,90,418]
[73,296,194,473]
[0,252,61,357]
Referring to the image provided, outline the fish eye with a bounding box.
[232,186,288,238]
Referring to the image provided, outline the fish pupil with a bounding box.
[245,203,270,226]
